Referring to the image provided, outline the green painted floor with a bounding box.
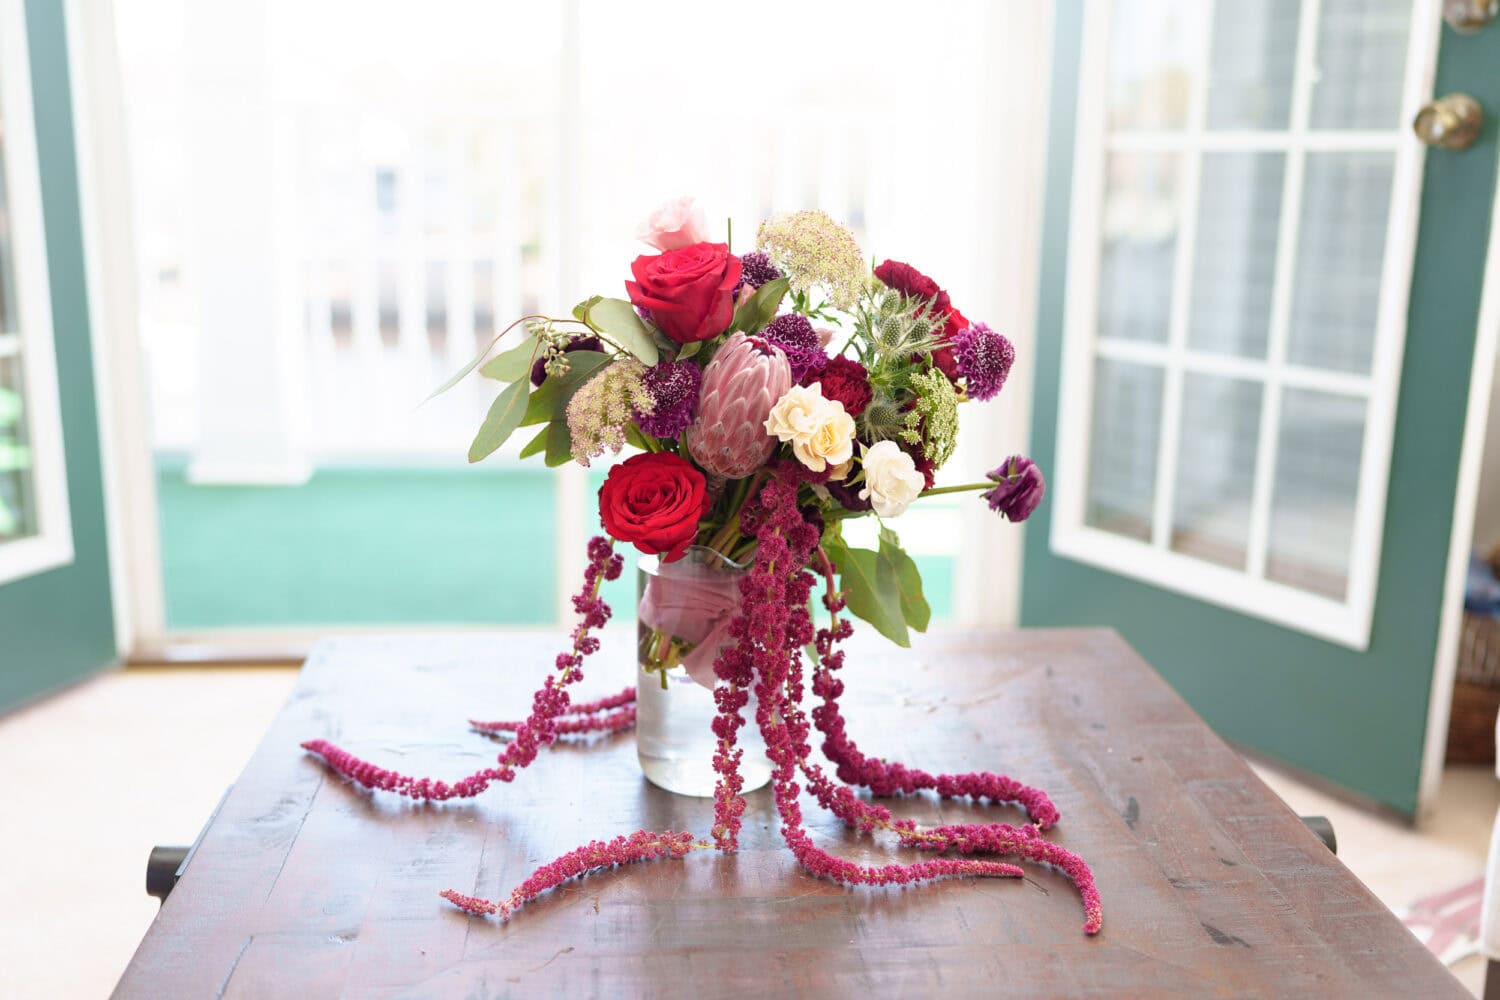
[157,460,953,630]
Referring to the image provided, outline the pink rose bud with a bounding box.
[636,196,710,252]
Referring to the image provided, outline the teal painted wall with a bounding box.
[0,0,115,710]
[1022,3,1498,815]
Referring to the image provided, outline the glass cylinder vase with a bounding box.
[635,546,772,797]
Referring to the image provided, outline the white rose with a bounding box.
[764,384,856,473]
[858,440,925,518]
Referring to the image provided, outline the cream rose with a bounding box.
[764,383,856,473]
[858,440,925,518]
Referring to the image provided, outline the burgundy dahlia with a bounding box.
[952,323,1014,401]
[982,455,1045,522]
[635,360,702,439]
[761,313,828,381]
[805,355,871,416]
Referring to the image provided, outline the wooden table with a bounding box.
[113,630,1465,999]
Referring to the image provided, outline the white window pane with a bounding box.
[0,355,36,543]
[1188,153,1284,359]
[1107,0,1202,131]
[1267,389,1365,600]
[1099,153,1180,344]
[1086,358,1165,542]
[1170,374,1261,570]
[1205,0,1299,130]
[1310,0,1412,130]
[1286,152,1393,375]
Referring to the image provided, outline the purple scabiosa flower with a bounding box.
[982,455,1045,521]
[952,322,1015,401]
[736,250,782,291]
[761,313,828,381]
[530,335,603,387]
[635,359,702,439]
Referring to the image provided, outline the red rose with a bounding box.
[598,452,711,562]
[626,243,742,344]
[875,258,968,382]
[804,355,872,416]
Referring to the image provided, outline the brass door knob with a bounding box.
[1413,93,1483,150]
[1445,0,1498,32]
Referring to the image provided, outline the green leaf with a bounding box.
[676,340,702,361]
[468,378,530,463]
[587,298,659,366]
[878,525,931,633]
[543,420,574,467]
[520,351,612,426]
[518,423,550,460]
[572,295,603,322]
[427,328,515,402]
[479,335,540,384]
[825,534,909,647]
[624,423,654,453]
[731,276,790,334]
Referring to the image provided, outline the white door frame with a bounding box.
[65,0,164,655]
[1419,150,1500,820]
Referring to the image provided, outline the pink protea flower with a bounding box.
[686,333,792,478]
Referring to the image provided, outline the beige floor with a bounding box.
[0,666,1495,999]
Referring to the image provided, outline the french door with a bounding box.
[1023,0,1499,816]
[0,0,116,710]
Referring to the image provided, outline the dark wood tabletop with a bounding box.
[113,629,1465,999]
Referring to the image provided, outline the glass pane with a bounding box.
[1266,389,1365,600]
[1107,0,1201,131]
[1205,0,1299,130]
[0,355,37,544]
[1171,374,1261,570]
[1099,153,1180,344]
[1187,153,1284,359]
[1086,358,1165,542]
[1286,152,1393,374]
[1309,0,1412,130]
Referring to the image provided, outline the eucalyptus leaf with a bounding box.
[468,378,530,464]
[732,276,790,334]
[479,335,540,384]
[521,351,612,426]
[587,297,659,366]
[878,525,931,633]
[518,424,550,460]
[543,420,574,467]
[676,340,702,361]
[825,534,909,647]
[428,328,513,402]
[624,423,654,453]
[572,295,603,322]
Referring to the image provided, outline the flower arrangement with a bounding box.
[302,199,1101,934]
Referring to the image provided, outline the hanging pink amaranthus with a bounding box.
[469,685,638,738]
[301,470,1101,933]
[300,536,625,799]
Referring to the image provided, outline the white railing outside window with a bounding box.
[114,0,1048,630]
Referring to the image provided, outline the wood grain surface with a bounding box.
[112,629,1465,999]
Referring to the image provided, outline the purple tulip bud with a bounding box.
[982,455,1045,521]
